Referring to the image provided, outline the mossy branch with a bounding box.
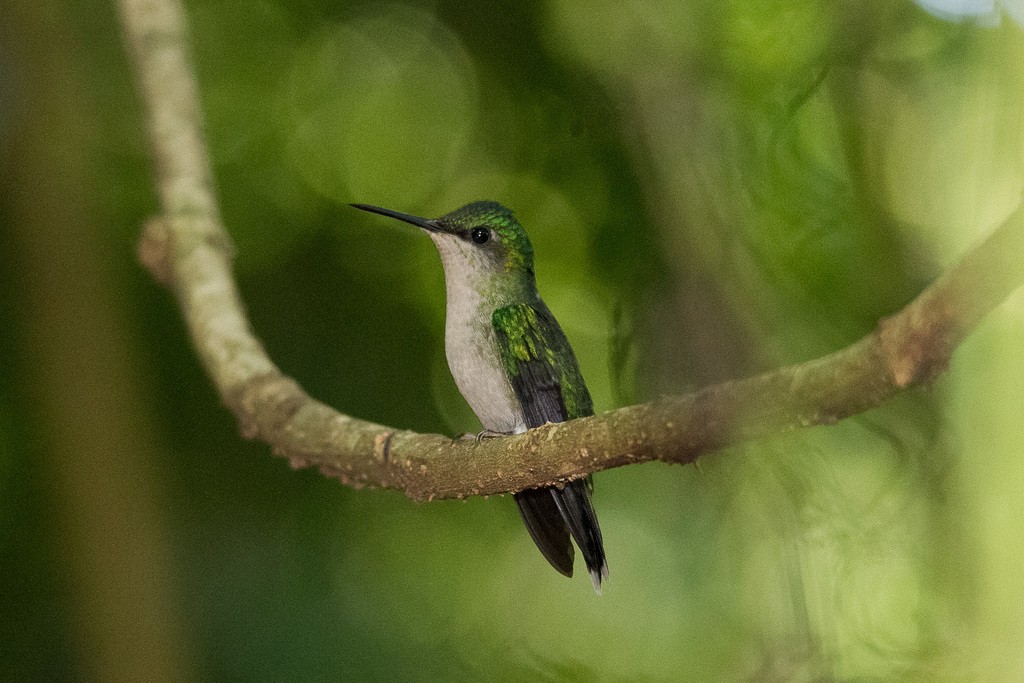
[120,0,1024,501]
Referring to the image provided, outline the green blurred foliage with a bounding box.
[1,0,1023,679]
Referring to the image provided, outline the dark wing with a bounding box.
[491,301,593,426]
[493,302,607,589]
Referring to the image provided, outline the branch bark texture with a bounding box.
[120,0,1024,501]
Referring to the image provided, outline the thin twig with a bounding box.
[119,0,1024,502]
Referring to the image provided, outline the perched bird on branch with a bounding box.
[352,201,609,592]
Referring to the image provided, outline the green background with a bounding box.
[2,0,1023,679]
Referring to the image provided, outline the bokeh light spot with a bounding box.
[283,7,477,207]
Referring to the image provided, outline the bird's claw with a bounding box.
[451,429,510,443]
[475,429,510,442]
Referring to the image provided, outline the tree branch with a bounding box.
[120,0,1024,502]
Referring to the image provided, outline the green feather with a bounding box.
[492,303,593,421]
[437,201,534,273]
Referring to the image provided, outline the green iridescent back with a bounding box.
[492,302,594,424]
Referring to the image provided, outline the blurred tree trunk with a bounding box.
[4,1,191,680]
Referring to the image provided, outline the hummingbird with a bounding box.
[351,200,608,592]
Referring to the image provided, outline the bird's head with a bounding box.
[351,201,536,288]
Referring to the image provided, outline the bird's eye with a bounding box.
[470,227,490,244]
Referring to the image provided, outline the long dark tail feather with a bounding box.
[515,478,608,592]
[551,477,608,593]
[515,488,573,577]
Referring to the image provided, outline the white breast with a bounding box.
[442,276,526,434]
[430,234,526,434]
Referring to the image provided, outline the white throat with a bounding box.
[429,234,526,434]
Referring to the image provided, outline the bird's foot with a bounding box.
[475,429,510,442]
[451,429,513,443]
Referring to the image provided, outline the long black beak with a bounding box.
[350,203,442,232]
